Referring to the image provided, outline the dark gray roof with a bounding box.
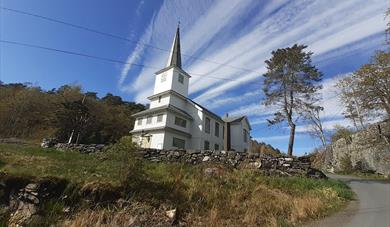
[168,25,181,68]
[223,116,245,123]
[223,116,252,130]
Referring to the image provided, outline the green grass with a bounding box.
[0,143,122,185]
[0,143,354,226]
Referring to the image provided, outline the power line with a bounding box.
[0,39,259,83]
[0,6,263,75]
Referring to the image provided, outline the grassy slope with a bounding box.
[0,143,353,227]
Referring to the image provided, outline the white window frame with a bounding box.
[215,122,220,137]
[161,74,167,82]
[174,116,186,128]
[146,116,153,124]
[157,114,163,122]
[204,140,210,150]
[178,74,184,84]
[205,117,210,134]
[137,118,142,126]
[172,137,185,149]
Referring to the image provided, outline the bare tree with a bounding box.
[304,107,327,147]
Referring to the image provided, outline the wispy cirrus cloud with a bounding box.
[120,0,387,104]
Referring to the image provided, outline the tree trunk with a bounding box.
[288,123,296,156]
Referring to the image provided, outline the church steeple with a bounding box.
[166,24,182,69]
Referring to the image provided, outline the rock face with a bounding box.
[325,120,390,176]
[0,176,68,227]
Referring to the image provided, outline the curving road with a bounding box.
[306,174,390,227]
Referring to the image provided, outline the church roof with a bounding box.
[223,115,252,130]
[166,25,182,69]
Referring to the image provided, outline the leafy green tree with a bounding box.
[263,44,323,156]
[355,51,390,118]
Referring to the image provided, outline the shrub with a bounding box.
[331,125,353,143]
[340,154,353,173]
[107,136,145,191]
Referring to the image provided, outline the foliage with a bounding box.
[331,125,353,143]
[337,52,390,124]
[263,44,323,156]
[0,83,145,144]
[250,140,282,157]
[339,154,353,173]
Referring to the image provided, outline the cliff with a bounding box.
[325,120,390,176]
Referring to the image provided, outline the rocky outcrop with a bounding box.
[325,120,390,176]
[0,175,68,226]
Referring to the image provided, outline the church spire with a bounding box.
[166,23,182,69]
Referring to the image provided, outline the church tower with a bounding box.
[152,25,191,98]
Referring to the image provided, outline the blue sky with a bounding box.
[1,0,388,155]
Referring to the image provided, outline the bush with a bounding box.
[340,154,353,173]
[108,136,145,191]
[331,125,353,143]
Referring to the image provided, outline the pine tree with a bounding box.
[263,44,323,156]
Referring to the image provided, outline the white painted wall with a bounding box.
[153,68,189,98]
[133,113,167,131]
[163,131,190,150]
[229,119,251,152]
[165,112,191,134]
[153,69,173,95]
[150,132,165,149]
[150,95,170,108]
[171,69,189,97]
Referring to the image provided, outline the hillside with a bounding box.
[0,141,353,227]
[0,82,145,144]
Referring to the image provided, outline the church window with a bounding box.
[178,74,184,84]
[243,129,248,142]
[157,114,163,122]
[146,116,153,124]
[204,140,210,150]
[174,116,186,128]
[161,74,166,82]
[158,96,162,103]
[137,118,142,125]
[205,117,210,133]
[215,122,220,137]
[214,144,219,151]
[173,137,185,149]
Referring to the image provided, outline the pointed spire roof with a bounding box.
[166,24,182,69]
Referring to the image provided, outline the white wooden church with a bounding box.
[131,26,251,152]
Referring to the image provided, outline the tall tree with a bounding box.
[336,74,367,130]
[263,44,323,156]
[386,8,390,45]
[354,51,390,118]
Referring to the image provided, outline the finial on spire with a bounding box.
[166,24,182,69]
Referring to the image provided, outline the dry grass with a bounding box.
[0,143,353,227]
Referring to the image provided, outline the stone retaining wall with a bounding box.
[138,148,323,178]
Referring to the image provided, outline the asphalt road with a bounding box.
[306,174,390,227]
